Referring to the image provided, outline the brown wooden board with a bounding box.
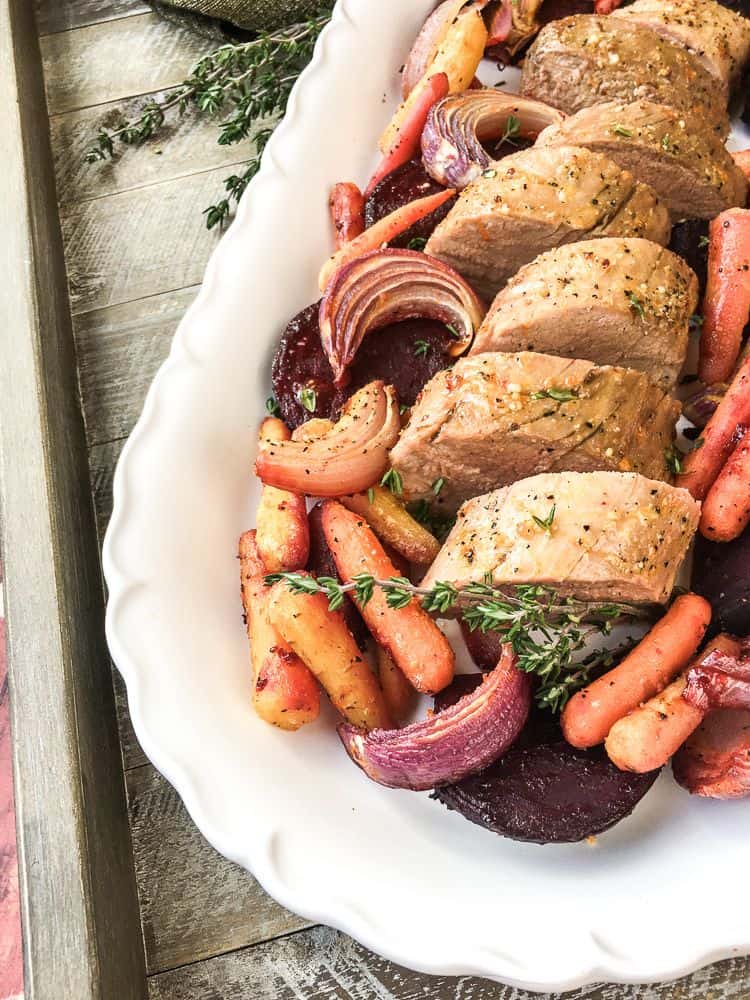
[0,0,147,996]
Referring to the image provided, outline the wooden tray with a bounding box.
[0,1,147,995]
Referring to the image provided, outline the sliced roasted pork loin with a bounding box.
[425,145,670,300]
[537,101,748,221]
[471,238,697,388]
[521,16,730,138]
[613,0,750,98]
[389,352,680,512]
[421,472,700,605]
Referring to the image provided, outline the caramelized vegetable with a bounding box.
[698,208,750,385]
[255,417,309,572]
[329,182,365,247]
[700,431,750,542]
[340,486,440,565]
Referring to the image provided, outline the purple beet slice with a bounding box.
[271,301,455,428]
[364,158,456,247]
[433,676,660,843]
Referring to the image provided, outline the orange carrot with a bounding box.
[239,531,320,731]
[318,188,455,291]
[561,594,712,749]
[733,149,750,183]
[365,73,449,198]
[677,352,750,500]
[594,0,623,11]
[329,182,365,248]
[375,645,417,725]
[698,208,750,385]
[605,635,740,773]
[320,500,455,694]
[255,417,310,573]
[700,430,750,542]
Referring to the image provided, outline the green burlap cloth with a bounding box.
[151,0,329,31]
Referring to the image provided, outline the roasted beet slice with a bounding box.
[460,623,505,672]
[669,219,710,294]
[673,709,750,798]
[272,301,455,428]
[692,529,750,636]
[307,503,368,650]
[433,676,660,843]
[364,159,456,247]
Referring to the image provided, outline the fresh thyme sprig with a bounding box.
[265,572,650,712]
[85,7,332,228]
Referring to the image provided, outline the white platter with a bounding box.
[103,1,750,990]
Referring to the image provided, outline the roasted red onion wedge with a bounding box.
[673,709,750,799]
[682,649,750,713]
[319,248,485,387]
[338,646,530,791]
[422,90,565,189]
[254,380,400,497]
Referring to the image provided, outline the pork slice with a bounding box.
[521,16,730,138]
[389,352,681,512]
[421,471,700,604]
[537,101,748,221]
[471,238,698,388]
[613,0,750,96]
[425,145,671,300]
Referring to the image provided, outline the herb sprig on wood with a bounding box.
[265,572,649,711]
[85,6,332,228]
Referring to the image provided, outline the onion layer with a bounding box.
[254,381,400,497]
[319,248,485,387]
[683,648,750,713]
[422,90,566,189]
[338,645,530,790]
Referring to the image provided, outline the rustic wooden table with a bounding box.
[25,1,750,996]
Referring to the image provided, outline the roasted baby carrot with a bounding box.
[320,500,455,694]
[604,636,741,774]
[329,181,365,248]
[677,352,750,500]
[255,417,310,573]
[698,208,750,385]
[733,149,750,182]
[700,431,750,542]
[561,594,712,749]
[374,644,417,725]
[318,188,455,290]
[239,531,320,731]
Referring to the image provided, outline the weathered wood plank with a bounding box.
[0,0,147,995]
[90,437,123,541]
[61,166,240,314]
[113,666,149,771]
[51,92,257,204]
[0,619,24,1000]
[35,0,148,36]
[40,13,212,115]
[75,286,199,446]
[147,925,750,1000]
[127,764,311,975]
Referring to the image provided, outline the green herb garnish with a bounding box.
[665,446,683,474]
[265,395,281,417]
[298,387,317,412]
[531,387,578,402]
[532,504,556,533]
[611,124,633,138]
[432,477,445,496]
[414,340,430,358]
[367,487,375,505]
[380,467,403,496]
[627,292,645,319]
[698,235,710,248]
[407,236,427,251]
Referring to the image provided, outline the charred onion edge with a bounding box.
[683,649,750,713]
[338,646,530,790]
[402,0,490,99]
[254,380,400,497]
[319,248,485,387]
[422,90,566,189]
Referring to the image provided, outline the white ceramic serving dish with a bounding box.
[103,1,750,990]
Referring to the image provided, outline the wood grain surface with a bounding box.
[0,617,23,1000]
[1,1,146,996]
[24,0,750,996]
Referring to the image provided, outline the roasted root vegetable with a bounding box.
[677,353,750,501]
[239,531,320,731]
[341,486,440,565]
[290,418,335,441]
[698,209,750,386]
[561,594,712,749]
[682,643,750,712]
[267,580,391,731]
[381,4,487,154]
[329,182,365,248]
[700,431,750,542]
[402,0,487,98]
[733,149,750,183]
[338,645,530,789]
[365,73,450,198]
[318,189,456,292]
[604,635,740,774]
[673,707,750,798]
[255,381,400,497]
[375,645,417,725]
[321,500,455,694]
[255,417,310,572]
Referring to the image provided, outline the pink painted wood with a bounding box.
[0,614,24,1000]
